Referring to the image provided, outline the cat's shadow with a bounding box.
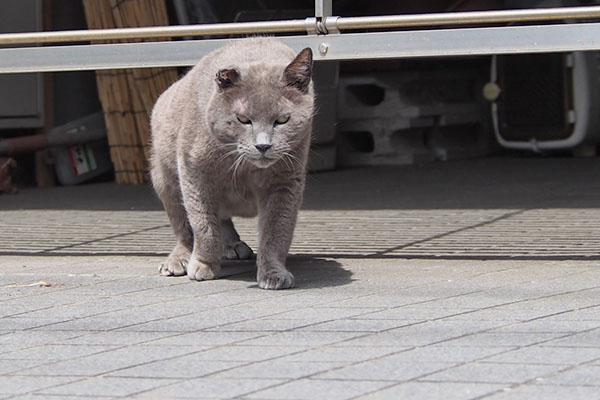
[222,256,353,289]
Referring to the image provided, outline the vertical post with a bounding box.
[315,0,332,18]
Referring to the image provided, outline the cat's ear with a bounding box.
[216,68,240,91]
[284,47,313,94]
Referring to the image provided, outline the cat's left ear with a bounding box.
[284,48,313,94]
[216,68,240,91]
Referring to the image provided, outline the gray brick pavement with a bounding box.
[1,158,600,399]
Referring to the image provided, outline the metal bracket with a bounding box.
[325,16,340,34]
[305,16,340,35]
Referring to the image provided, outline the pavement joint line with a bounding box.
[423,354,600,400]
[70,290,485,396]
[369,209,529,257]
[2,277,192,319]
[16,376,91,399]
[344,329,599,399]
[0,274,136,304]
[34,224,170,255]
[5,264,598,346]
[1,278,260,347]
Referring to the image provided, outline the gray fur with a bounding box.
[150,37,314,290]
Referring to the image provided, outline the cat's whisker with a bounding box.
[279,152,293,170]
[282,152,303,171]
[218,148,239,164]
[231,152,248,195]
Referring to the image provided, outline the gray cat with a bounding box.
[150,37,314,290]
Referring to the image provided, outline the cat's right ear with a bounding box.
[216,68,240,91]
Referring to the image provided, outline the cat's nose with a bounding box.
[255,144,272,153]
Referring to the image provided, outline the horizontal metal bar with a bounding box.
[1,6,600,46]
[1,22,600,74]
[0,19,309,46]
[331,5,600,31]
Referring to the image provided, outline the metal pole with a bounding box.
[315,0,332,18]
[331,6,600,31]
[1,6,600,45]
[0,19,308,46]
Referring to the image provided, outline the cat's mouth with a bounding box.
[249,155,278,168]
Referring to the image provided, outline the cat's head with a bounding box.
[206,47,314,169]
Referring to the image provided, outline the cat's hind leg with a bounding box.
[221,219,254,260]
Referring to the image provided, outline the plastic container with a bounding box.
[49,112,113,185]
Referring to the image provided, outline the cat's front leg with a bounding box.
[180,171,222,281]
[256,184,302,289]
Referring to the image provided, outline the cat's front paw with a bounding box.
[159,243,190,276]
[257,268,295,290]
[223,241,254,260]
[159,259,186,276]
[187,258,220,281]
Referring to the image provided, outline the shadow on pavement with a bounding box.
[226,256,354,289]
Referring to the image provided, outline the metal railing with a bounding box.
[1,4,600,73]
[1,6,600,46]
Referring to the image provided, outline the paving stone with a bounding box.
[17,345,195,377]
[0,331,85,347]
[491,319,600,333]
[353,307,475,321]
[315,357,455,381]
[138,378,286,399]
[483,384,600,400]
[244,378,390,400]
[241,331,364,347]
[441,332,566,347]
[2,344,117,361]
[542,329,600,347]
[141,331,269,346]
[204,318,316,332]
[538,365,600,386]
[355,382,506,400]
[171,345,310,362]
[213,359,348,380]
[107,358,244,379]
[280,346,405,362]
[483,346,600,365]
[55,331,178,345]
[38,376,174,397]
[0,318,59,331]
[296,318,415,332]
[0,376,81,396]
[381,345,515,364]
[0,360,48,375]
[422,362,564,384]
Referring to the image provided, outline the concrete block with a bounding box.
[0,376,79,396]
[213,359,347,380]
[246,378,389,400]
[423,362,562,384]
[141,378,286,399]
[336,67,492,167]
[39,377,171,397]
[358,382,505,400]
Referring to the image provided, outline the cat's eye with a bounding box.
[237,116,251,124]
[275,115,290,125]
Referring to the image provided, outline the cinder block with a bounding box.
[336,65,493,167]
